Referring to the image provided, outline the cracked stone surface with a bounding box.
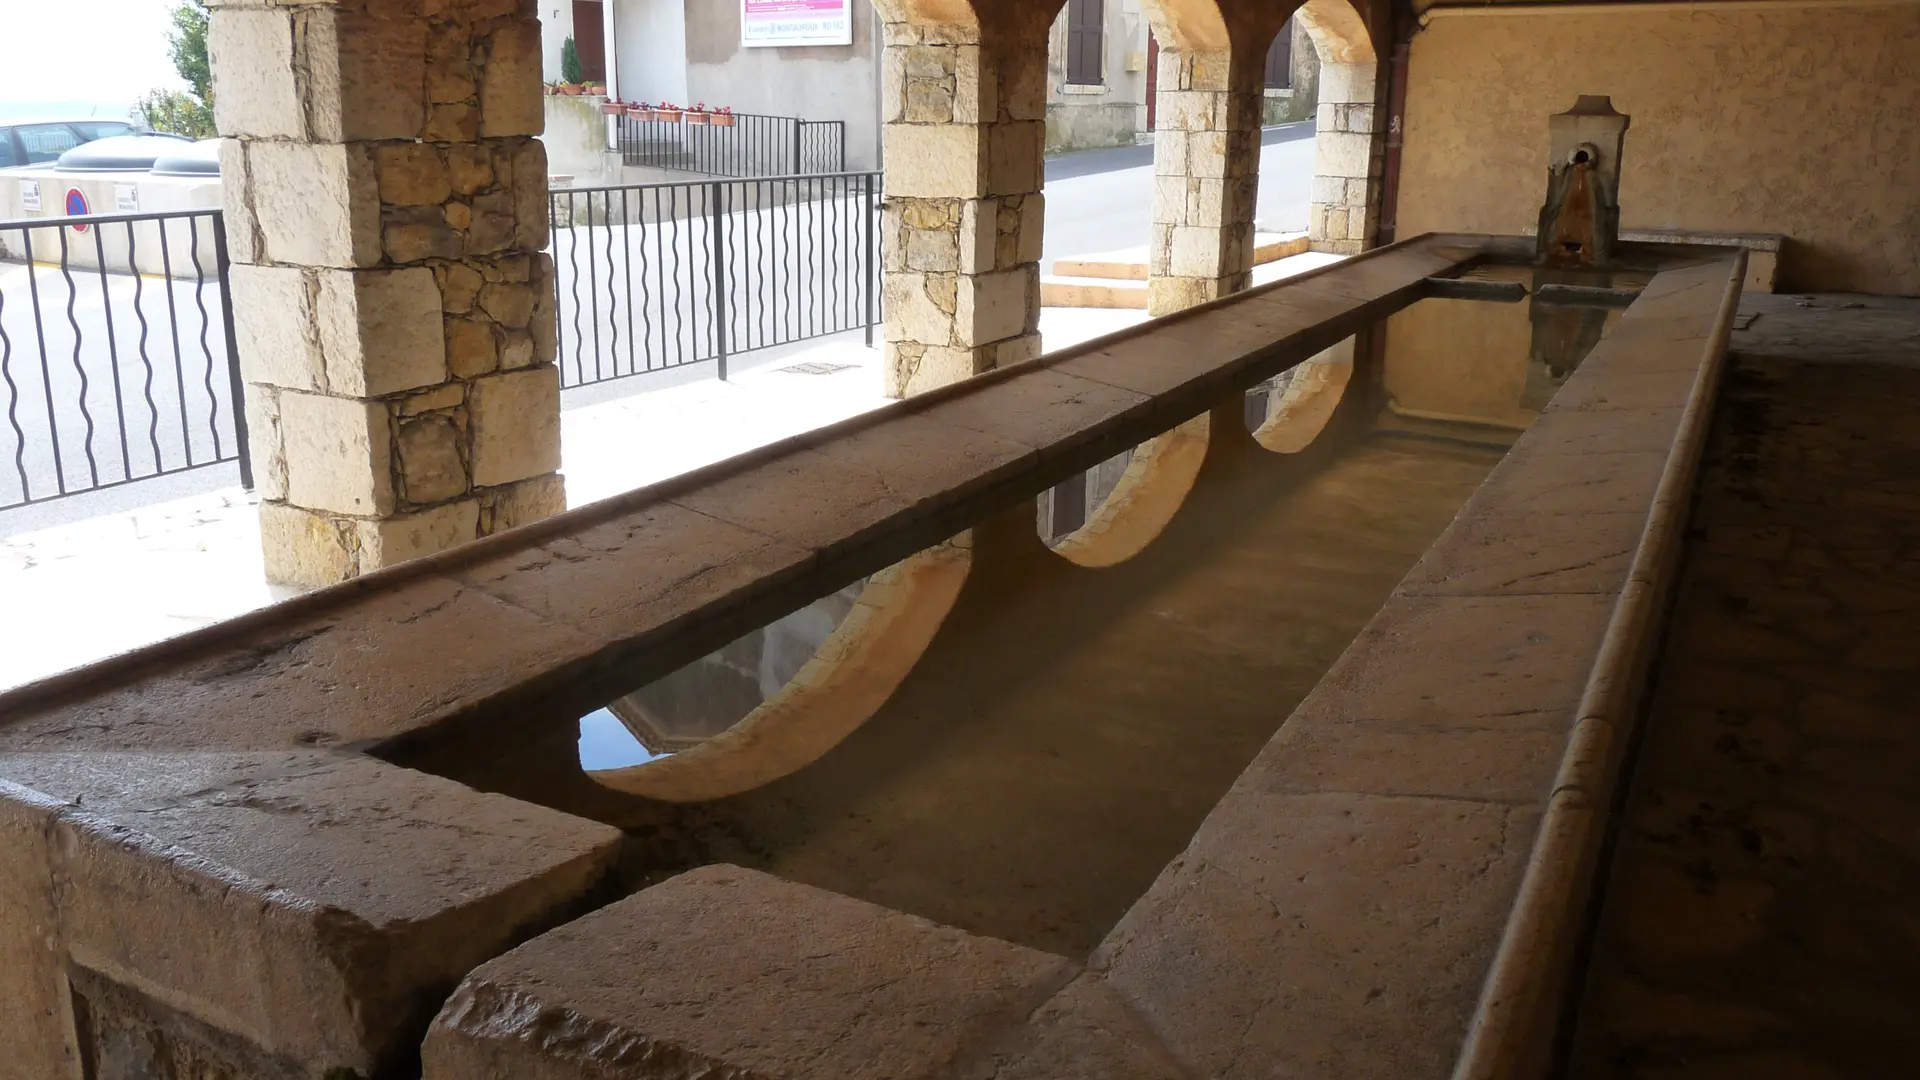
[1568,294,1920,1079]
[423,865,1075,1079]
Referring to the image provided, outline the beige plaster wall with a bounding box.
[1398,6,1920,295]
[1383,295,1536,428]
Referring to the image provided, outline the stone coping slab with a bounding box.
[0,751,623,1078]
[1089,253,1746,1080]
[422,865,1075,1079]
[412,253,1746,1079]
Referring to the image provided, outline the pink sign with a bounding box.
[741,0,851,47]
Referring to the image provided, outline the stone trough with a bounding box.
[0,234,1744,1079]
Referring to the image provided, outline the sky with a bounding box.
[0,0,186,118]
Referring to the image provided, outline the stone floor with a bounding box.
[0,309,1147,693]
[1568,294,1920,1079]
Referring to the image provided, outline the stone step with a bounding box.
[1052,256,1150,281]
[1253,230,1312,265]
[1039,275,1149,310]
[1052,231,1312,284]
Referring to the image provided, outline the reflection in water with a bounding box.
[577,578,868,771]
[1386,263,1648,432]
[578,709,661,769]
[1039,447,1133,544]
[1036,368,1302,547]
[1243,367,1298,431]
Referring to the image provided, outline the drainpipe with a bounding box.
[604,0,621,152]
[872,0,885,172]
[1374,0,1417,246]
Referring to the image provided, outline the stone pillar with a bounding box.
[209,0,565,588]
[1146,47,1263,316]
[877,9,1048,397]
[1308,61,1378,254]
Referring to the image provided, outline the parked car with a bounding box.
[0,119,141,170]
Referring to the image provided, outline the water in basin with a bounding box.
[391,286,1632,957]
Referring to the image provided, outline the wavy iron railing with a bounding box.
[0,207,250,511]
[549,171,881,388]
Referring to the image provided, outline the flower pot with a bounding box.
[685,112,711,126]
[600,102,624,115]
[712,113,736,128]
[626,105,654,121]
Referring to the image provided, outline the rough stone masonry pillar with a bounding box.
[877,6,1048,397]
[1147,46,1264,316]
[1308,61,1377,254]
[208,0,564,587]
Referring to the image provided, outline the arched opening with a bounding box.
[582,541,971,801]
[1294,0,1378,254]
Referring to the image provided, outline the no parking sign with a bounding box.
[65,188,89,233]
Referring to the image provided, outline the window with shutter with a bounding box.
[1264,19,1293,90]
[1066,0,1104,86]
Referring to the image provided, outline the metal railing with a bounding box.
[617,112,846,178]
[550,172,881,388]
[0,208,249,511]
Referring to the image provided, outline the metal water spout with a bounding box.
[1535,95,1630,267]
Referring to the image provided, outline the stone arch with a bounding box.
[585,543,971,802]
[1137,0,1234,53]
[1295,0,1373,64]
[1294,0,1380,252]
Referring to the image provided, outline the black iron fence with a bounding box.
[549,172,881,388]
[617,112,846,178]
[0,208,249,511]
[1,173,883,509]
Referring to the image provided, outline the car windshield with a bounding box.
[15,124,83,163]
[70,121,136,141]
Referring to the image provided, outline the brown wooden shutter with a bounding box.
[1264,18,1292,90]
[572,0,607,83]
[1066,0,1104,86]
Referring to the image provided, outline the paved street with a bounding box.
[0,258,239,527]
[1042,120,1317,270]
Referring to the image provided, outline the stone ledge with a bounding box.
[0,752,623,1077]
[421,865,1075,1079]
[1056,252,1745,1080]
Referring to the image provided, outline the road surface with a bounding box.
[1042,120,1317,271]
